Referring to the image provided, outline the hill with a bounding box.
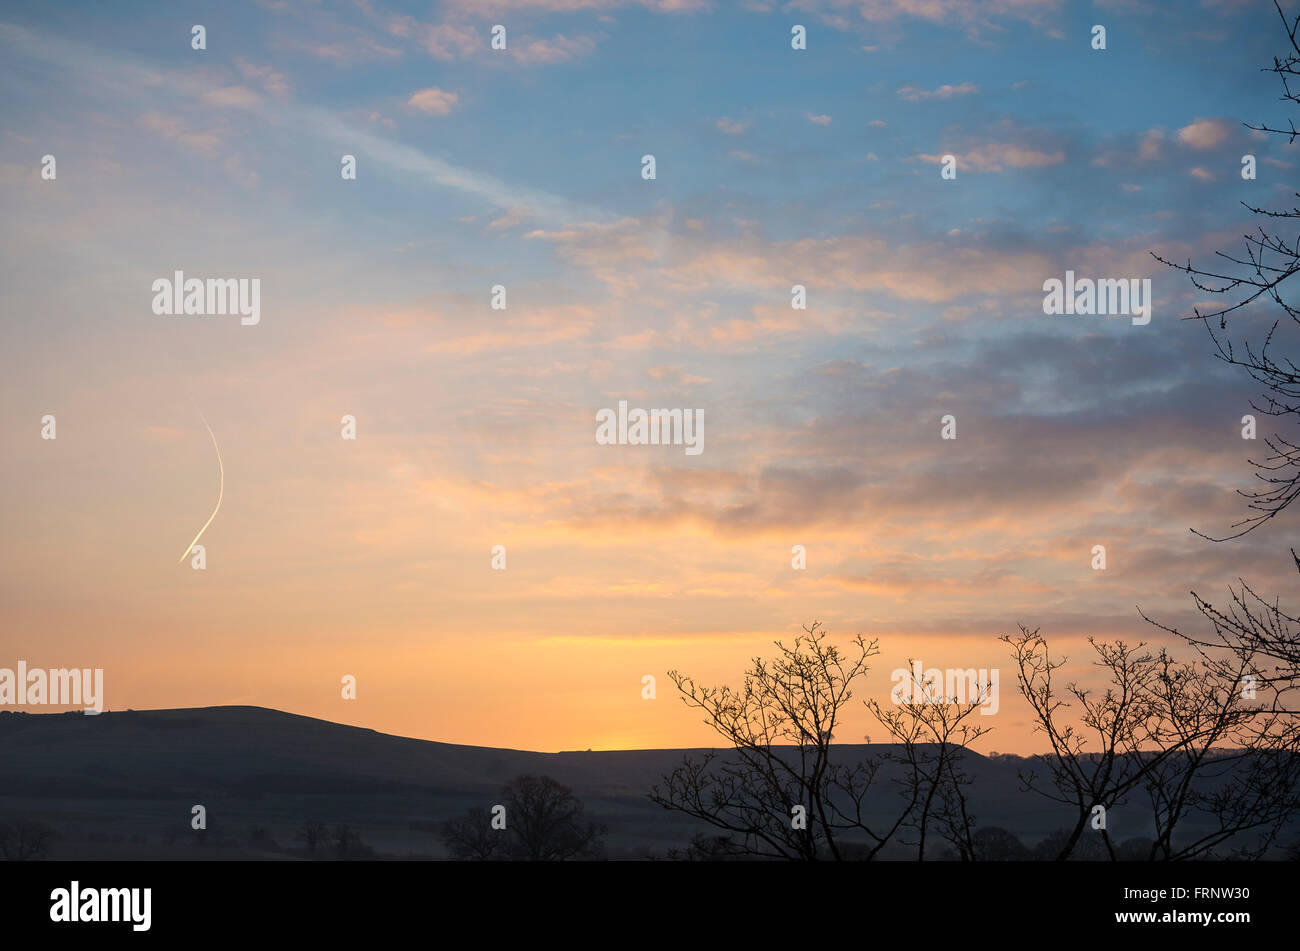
[0,705,1224,859]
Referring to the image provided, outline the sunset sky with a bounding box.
[1,0,1296,754]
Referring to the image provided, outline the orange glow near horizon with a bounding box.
[2,8,1293,760]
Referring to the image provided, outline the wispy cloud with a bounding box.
[897,81,978,101]
[137,112,221,154]
[0,22,602,224]
[406,87,460,115]
[510,33,601,64]
[916,142,1064,171]
[1178,117,1231,150]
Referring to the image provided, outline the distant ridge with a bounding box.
[0,705,1074,860]
[0,704,917,797]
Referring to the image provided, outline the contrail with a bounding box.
[0,22,608,226]
[179,408,223,564]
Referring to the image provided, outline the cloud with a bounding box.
[3,3,1291,755]
[806,113,833,125]
[647,365,711,385]
[440,0,707,10]
[406,87,460,115]
[387,6,603,65]
[1188,166,1215,182]
[0,23,600,223]
[487,206,534,231]
[716,117,750,135]
[1177,118,1230,150]
[896,81,978,101]
[917,142,1064,172]
[235,58,291,97]
[223,154,260,189]
[423,303,603,355]
[402,21,480,60]
[511,33,600,64]
[137,112,220,154]
[303,39,402,62]
[792,0,1062,34]
[526,214,1064,306]
[1138,128,1164,160]
[1092,128,1165,168]
[304,106,605,221]
[203,86,262,109]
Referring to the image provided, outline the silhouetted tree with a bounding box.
[296,819,328,857]
[1139,3,1300,862]
[441,776,604,861]
[500,775,605,861]
[1003,626,1300,860]
[1034,831,1174,861]
[867,662,993,860]
[1141,555,1300,713]
[0,819,54,860]
[651,621,989,860]
[1001,628,1166,860]
[662,834,755,861]
[1153,1,1300,539]
[651,622,882,860]
[332,824,372,860]
[1131,645,1300,859]
[440,805,504,861]
[1032,827,1108,861]
[1142,0,1300,789]
[968,826,1032,861]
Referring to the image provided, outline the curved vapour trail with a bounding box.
[178,409,223,564]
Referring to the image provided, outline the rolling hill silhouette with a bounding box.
[0,705,1248,859]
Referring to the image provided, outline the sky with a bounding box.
[1,0,1297,754]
